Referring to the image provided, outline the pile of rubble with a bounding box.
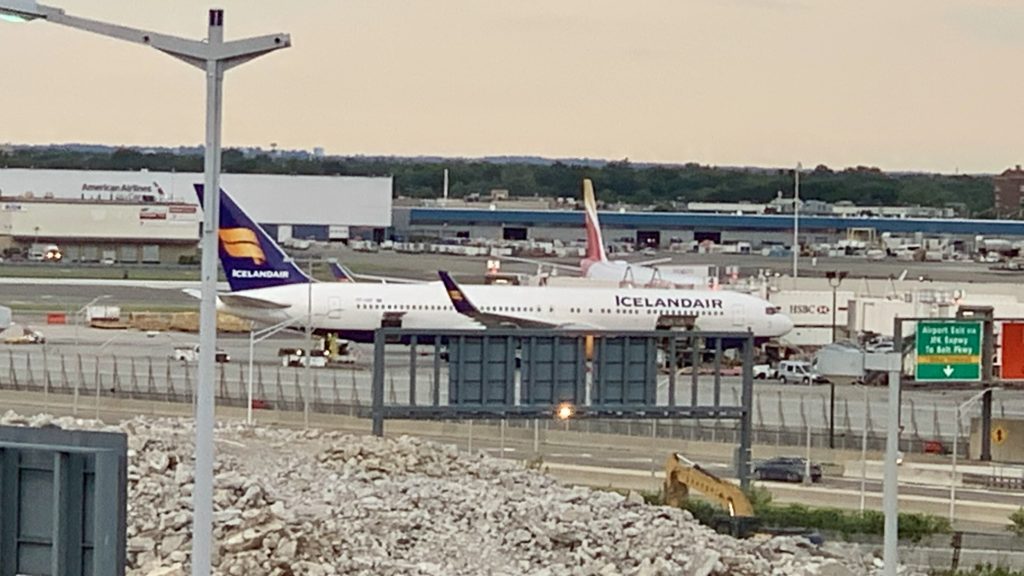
[1,411,916,576]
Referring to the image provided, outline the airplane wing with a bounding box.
[181,288,291,310]
[328,259,423,284]
[348,273,423,284]
[438,271,597,329]
[499,256,581,274]
[218,293,292,310]
[631,257,674,267]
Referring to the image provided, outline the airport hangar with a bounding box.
[394,207,1024,248]
[0,169,392,264]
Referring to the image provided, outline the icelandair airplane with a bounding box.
[196,186,793,343]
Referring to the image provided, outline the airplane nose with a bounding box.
[775,313,794,335]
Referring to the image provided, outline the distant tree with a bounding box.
[0,146,995,211]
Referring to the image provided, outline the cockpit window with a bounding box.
[766,306,779,315]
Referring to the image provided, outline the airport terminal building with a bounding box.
[0,169,393,264]
[394,206,1024,249]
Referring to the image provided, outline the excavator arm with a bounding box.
[663,453,755,517]
[663,452,826,544]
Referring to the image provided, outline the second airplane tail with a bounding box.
[195,184,312,292]
[328,260,356,282]
[583,178,608,263]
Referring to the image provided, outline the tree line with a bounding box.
[0,147,994,216]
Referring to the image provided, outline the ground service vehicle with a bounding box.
[278,348,328,368]
[3,328,45,345]
[173,345,230,363]
[28,243,62,262]
[777,360,826,384]
[279,334,357,367]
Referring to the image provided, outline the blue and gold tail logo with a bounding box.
[219,228,266,265]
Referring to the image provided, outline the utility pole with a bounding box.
[793,162,801,279]
[305,259,313,427]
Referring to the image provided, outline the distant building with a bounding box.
[0,196,200,264]
[994,165,1024,217]
[0,169,394,262]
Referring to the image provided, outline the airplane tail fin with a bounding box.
[583,178,607,263]
[195,185,311,292]
[328,260,356,282]
[438,270,479,316]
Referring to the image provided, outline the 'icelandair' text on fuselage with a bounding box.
[231,269,290,279]
[614,295,723,308]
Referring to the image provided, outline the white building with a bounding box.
[0,169,393,263]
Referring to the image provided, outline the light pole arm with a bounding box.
[33,4,289,68]
[218,34,291,69]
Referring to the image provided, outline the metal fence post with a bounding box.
[981,317,995,461]
[372,329,386,436]
[738,333,754,491]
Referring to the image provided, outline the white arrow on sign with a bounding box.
[943,365,954,377]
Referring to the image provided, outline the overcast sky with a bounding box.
[1,0,1021,173]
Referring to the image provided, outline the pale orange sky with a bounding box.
[1,0,1022,173]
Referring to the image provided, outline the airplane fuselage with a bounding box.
[219,281,791,342]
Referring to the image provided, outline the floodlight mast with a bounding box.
[0,3,291,575]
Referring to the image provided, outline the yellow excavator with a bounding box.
[663,452,826,543]
[663,452,759,537]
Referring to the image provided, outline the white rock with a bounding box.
[144,565,184,576]
[1,412,929,576]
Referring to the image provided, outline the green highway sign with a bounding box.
[915,320,982,381]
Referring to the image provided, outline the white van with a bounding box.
[173,345,230,363]
[777,360,827,385]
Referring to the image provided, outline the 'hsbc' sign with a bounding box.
[790,304,831,315]
[769,290,853,329]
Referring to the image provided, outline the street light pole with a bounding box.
[883,353,901,576]
[305,259,313,428]
[860,384,868,512]
[793,162,801,279]
[69,294,110,416]
[949,388,998,524]
[825,271,847,449]
[0,5,292,575]
[246,316,299,425]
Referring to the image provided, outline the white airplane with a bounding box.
[196,186,793,343]
[509,179,710,288]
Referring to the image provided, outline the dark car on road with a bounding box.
[754,457,822,483]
